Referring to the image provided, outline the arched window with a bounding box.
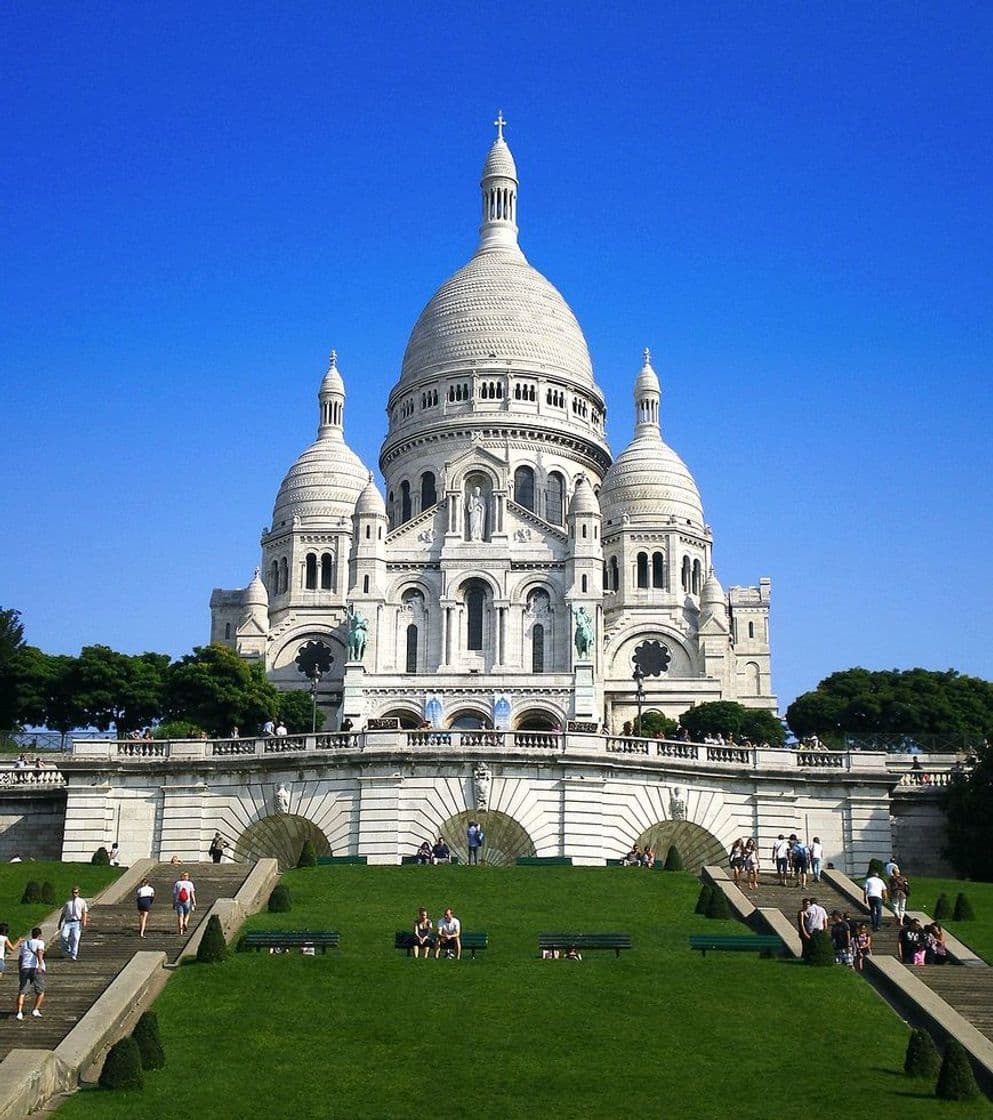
[400,480,411,523]
[692,559,702,595]
[269,560,279,594]
[744,661,760,694]
[320,553,333,590]
[514,465,535,511]
[305,553,318,590]
[532,623,545,673]
[610,556,619,591]
[546,472,564,525]
[224,622,231,640]
[636,552,649,589]
[652,552,665,589]
[279,557,288,594]
[420,471,437,509]
[405,624,418,674]
[602,562,609,590]
[681,556,691,592]
[363,574,370,593]
[465,581,486,652]
[581,574,588,592]
[748,620,755,639]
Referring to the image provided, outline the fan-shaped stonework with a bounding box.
[231,813,331,870]
[439,810,536,866]
[634,821,726,872]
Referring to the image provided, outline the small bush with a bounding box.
[694,883,714,915]
[196,914,227,964]
[20,880,41,904]
[935,1039,980,1100]
[297,840,316,869]
[933,893,951,920]
[904,1028,940,1078]
[40,881,56,905]
[803,929,835,967]
[866,858,886,878]
[706,887,732,920]
[132,1011,165,1070]
[268,884,292,913]
[953,892,975,921]
[92,846,111,865]
[663,845,683,871]
[99,1036,144,1090]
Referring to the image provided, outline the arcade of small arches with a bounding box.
[602,551,704,595]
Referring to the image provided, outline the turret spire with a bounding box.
[633,348,662,436]
[478,113,520,253]
[318,348,346,438]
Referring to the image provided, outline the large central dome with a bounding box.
[398,247,595,386]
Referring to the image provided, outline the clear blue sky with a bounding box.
[3,3,991,711]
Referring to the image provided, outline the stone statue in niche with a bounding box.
[345,603,368,661]
[473,762,491,810]
[573,606,594,659]
[275,783,291,814]
[467,486,486,541]
[669,786,687,821]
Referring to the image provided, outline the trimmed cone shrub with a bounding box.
[297,840,316,868]
[268,884,292,913]
[803,928,835,966]
[695,883,714,915]
[92,846,111,865]
[99,1036,144,1090]
[935,1039,980,1100]
[40,881,56,905]
[20,880,41,904]
[706,887,732,920]
[953,893,975,921]
[663,845,683,871]
[933,893,951,920]
[904,1028,941,1079]
[132,1010,165,1070]
[866,858,886,878]
[196,914,227,964]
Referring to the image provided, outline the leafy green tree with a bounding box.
[944,747,993,880]
[164,645,278,736]
[10,648,84,744]
[679,701,785,746]
[70,646,170,735]
[636,711,678,738]
[786,668,993,740]
[0,608,26,730]
[277,688,325,734]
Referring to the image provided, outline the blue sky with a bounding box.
[2,2,991,710]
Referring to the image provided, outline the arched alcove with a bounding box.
[633,820,726,872]
[230,813,332,871]
[515,709,560,731]
[381,707,423,729]
[438,810,536,866]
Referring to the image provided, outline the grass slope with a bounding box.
[911,876,993,963]
[56,867,993,1120]
[0,862,121,936]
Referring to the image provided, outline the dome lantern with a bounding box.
[477,111,520,254]
[634,348,661,434]
[318,349,346,438]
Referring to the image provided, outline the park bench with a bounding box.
[393,930,488,958]
[538,932,632,957]
[315,855,368,865]
[240,930,341,954]
[400,853,461,864]
[516,856,573,866]
[688,934,783,958]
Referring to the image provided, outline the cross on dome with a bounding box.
[643,347,652,366]
[494,110,507,141]
[328,349,338,368]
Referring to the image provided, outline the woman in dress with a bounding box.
[744,839,760,890]
[729,838,746,887]
[412,907,434,959]
[135,878,155,937]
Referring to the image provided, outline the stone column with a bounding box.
[561,773,605,865]
[357,771,401,864]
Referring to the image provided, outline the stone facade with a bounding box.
[210,121,776,732]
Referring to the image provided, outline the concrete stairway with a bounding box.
[916,968,993,1042]
[0,862,249,1058]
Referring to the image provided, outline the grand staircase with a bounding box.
[0,862,249,1058]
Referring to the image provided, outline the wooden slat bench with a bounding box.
[315,855,368,865]
[394,930,488,958]
[399,854,461,864]
[538,932,632,957]
[689,934,783,958]
[516,856,573,866]
[240,930,341,954]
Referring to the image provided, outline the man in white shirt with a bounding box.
[810,837,825,882]
[772,835,790,886]
[173,872,197,935]
[864,873,888,932]
[58,886,89,961]
[15,927,46,1020]
[804,897,829,934]
[435,907,461,960]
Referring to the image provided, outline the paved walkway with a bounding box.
[0,862,249,1058]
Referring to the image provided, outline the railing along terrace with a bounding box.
[0,764,66,788]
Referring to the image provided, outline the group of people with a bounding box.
[898,918,949,966]
[797,897,875,971]
[415,837,452,864]
[409,907,462,958]
[770,833,825,887]
[621,845,656,867]
[863,858,916,931]
[727,837,761,889]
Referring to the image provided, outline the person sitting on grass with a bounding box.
[436,907,461,959]
[432,837,450,864]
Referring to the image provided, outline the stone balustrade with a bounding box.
[0,764,66,788]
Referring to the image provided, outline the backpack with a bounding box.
[178,886,189,903]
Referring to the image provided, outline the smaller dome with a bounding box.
[272,439,369,527]
[569,475,599,517]
[700,570,725,608]
[355,474,387,517]
[482,137,517,181]
[320,350,344,395]
[244,568,269,608]
[599,435,705,529]
[634,349,660,396]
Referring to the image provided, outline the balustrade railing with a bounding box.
[0,766,66,788]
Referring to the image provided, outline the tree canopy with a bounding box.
[0,608,26,730]
[678,701,785,746]
[164,645,278,736]
[786,668,993,740]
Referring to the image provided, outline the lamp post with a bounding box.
[309,667,323,733]
[632,665,645,737]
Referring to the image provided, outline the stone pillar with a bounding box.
[342,663,367,728]
[561,772,605,865]
[843,785,893,877]
[357,772,401,864]
[573,663,596,719]
[61,781,115,862]
[159,779,208,862]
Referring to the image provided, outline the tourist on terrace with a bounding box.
[415,841,432,865]
[642,845,655,868]
[436,907,461,959]
[432,837,451,864]
[466,820,483,865]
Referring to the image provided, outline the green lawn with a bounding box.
[911,875,993,963]
[0,862,121,937]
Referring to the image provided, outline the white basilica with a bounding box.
[210,120,776,733]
